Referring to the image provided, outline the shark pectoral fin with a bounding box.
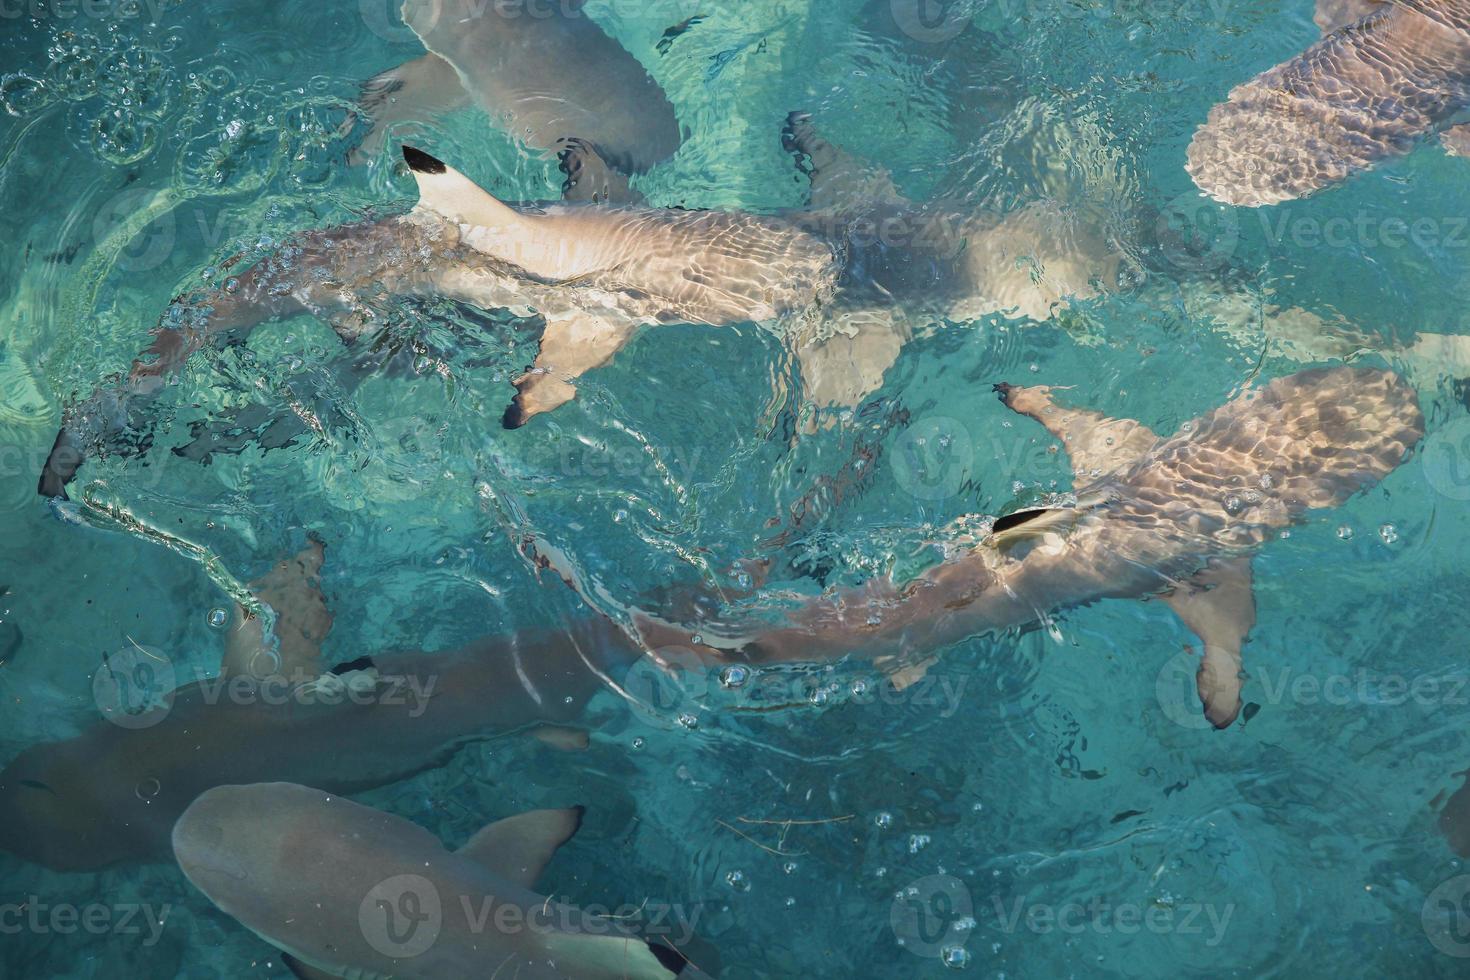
[1442,124,1470,158]
[456,806,585,889]
[542,932,694,979]
[504,314,639,428]
[281,953,344,980]
[795,308,911,411]
[782,111,906,212]
[223,538,332,682]
[994,383,1158,478]
[529,724,591,752]
[350,52,469,164]
[1160,558,1256,729]
[880,654,939,692]
[403,145,526,231]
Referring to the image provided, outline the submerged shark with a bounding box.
[39,133,1120,498]
[172,782,706,978]
[628,367,1425,728]
[0,542,631,871]
[1187,0,1470,205]
[352,0,682,198]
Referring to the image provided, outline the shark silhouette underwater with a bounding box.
[37,131,1121,498]
[624,366,1425,729]
[2,367,1425,876]
[1187,0,1470,205]
[348,0,683,199]
[0,540,632,872]
[172,783,711,979]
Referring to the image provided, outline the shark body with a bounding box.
[353,0,682,189]
[172,782,703,979]
[631,367,1425,728]
[39,139,1119,496]
[1188,0,1470,205]
[0,616,629,871]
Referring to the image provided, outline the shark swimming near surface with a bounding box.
[38,132,1123,499]
[0,541,631,872]
[172,782,710,979]
[623,366,1425,729]
[1187,0,1470,205]
[350,0,683,200]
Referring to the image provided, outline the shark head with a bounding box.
[174,782,704,979]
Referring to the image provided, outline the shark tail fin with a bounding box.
[402,145,526,230]
[456,806,584,889]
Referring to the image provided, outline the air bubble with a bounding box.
[1379,524,1398,545]
[207,607,229,629]
[941,946,971,969]
[718,664,749,689]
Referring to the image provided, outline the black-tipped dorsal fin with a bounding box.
[995,383,1158,478]
[456,806,584,889]
[402,145,525,229]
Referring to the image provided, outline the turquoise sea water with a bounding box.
[4,0,1470,977]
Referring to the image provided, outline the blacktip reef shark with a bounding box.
[172,783,710,979]
[626,367,1424,729]
[0,540,629,871]
[38,129,1122,498]
[1187,0,1470,205]
[351,0,682,199]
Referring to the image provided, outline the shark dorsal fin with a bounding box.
[995,383,1158,478]
[456,806,584,889]
[403,146,526,230]
[988,491,1112,553]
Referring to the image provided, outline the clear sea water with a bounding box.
[4,0,1470,977]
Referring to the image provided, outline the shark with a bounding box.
[171,782,708,979]
[624,366,1425,729]
[0,541,633,872]
[351,0,683,199]
[1187,0,1470,206]
[38,133,1122,498]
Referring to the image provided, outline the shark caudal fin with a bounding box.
[455,806,585,888]
[1186,0,1470,205]
[349,52,469,165]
